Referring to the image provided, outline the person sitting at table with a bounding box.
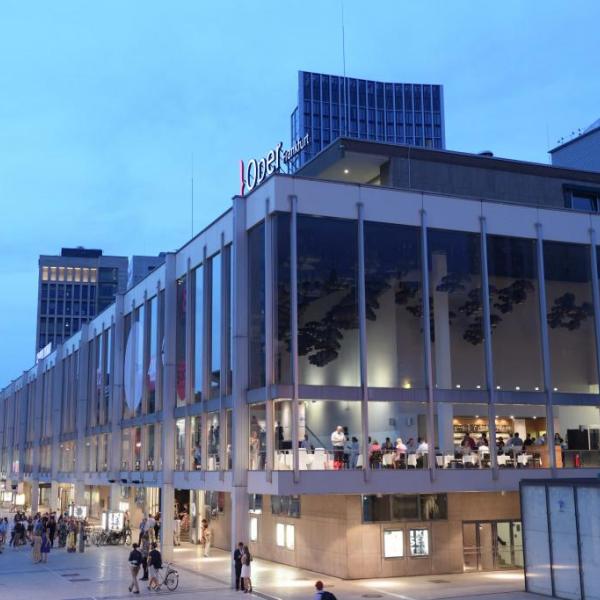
[496,436,505,453]
[382,437,394,453]
[534,434,545,445]
[394,437,407,468]
[416,438,428,468]
[300,434,314,452]
[461,433,477,452]
[406,437,417,453]
[369,440,383,468]
[523,433,534,447]
[477,434,489,448]
[509,432,524,449]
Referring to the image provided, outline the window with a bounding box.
[286,524,295,550]
[276,523,285,547]
[271,495,300,518]
[383,530,404,558]
[409,529,430,556]
[248,494,263,514]
[564,187,600,212]
[249,517,258,542]
[363,494,447,522]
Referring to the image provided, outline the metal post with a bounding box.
[356,203,370,481]
[588,229,600,402]
[535,224,556,471]
[420,209,436,481]
[290,195,300,483]
[480,217,498,478]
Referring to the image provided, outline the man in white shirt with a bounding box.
[331,426,346,470]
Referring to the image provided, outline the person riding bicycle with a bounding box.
[147,542,162,591]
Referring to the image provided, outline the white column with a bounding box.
[110,296,124,476]
[432,253,452,388]
[30,482,40,514]
[437,403,454,454]
[50,345,63,507]
[160,253,177,560]
[74,480,85,506]
[230,196,249,586]
[50,481,60,512]
[75,324,90,479]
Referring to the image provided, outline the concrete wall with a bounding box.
[248,492,521,579]
[551,129,600,173]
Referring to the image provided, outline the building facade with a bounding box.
[36,248,129,352]
[290,71,445,170]
[550,118,600,175]
[3,139,600,582]
[128,254,166,289]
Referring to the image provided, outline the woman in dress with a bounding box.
[40,529,51,563]
[32,520,43,563]
[66,520,77,553]
[241,545,252,593]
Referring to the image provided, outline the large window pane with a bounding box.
[176,277,187,406]
[249,403,267,470]
[297,216,359,386]
[274,213,291,384]
[487,235,542,391]
[210,254,221,398]
[248,223,266,388]
[428,229,485,389]
[545,241,597,393]
[147,296,157,413]
[554,405,600,467]
[207,412,220,470]
[194,266,203,403]
[364,222,424,388]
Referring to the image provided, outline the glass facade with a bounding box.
[248,223,266,388]
[176,276,187,406]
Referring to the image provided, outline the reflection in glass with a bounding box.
[248,223,265,388]
[544,241,597,393]
[147,296,157,412]
[176,277,187,405]
[210,254,221,398]
[487,235,542,391]
[192,416,202,470]
[207,412,220,470]
[194,266,203,403]
[297,216,359,386]
[175,418,185,470]
[428,229,484,389]
[364,221,423,388]
[274,213,291,384]
[249,403,267,470]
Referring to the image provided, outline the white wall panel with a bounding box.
[422,194,480,232]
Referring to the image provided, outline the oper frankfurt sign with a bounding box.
[239,133,310,196]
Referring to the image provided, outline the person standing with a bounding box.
[241,545,252,594]
[233,542,245,591]
[331,425,345,470]
[201,519,212,557]
[48,515,56,548]
[146,514,156,544]
[153,513,161,542]
[128,543,143,594]
[32,519,43,563]
[314,579,337,599]
[147,542,162,591]
[40,529,51,563]
[138,516,147,545]
[139,533,150,581]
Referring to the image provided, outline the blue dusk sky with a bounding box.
[0,0,599,384]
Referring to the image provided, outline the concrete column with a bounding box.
[75,325,90,478]
[160,253,177,560]
[109,484,121,511]
[289,196,300,481]
[74,480,85,506]
[437,403,454,454]
[50,481,60,512]
[30,482,39,514]
[432,253,452,388]
[230,195,249,586]
[31,362,44,480]
[264,200,274,479]
[110,297,124,476]
[50,346,63,488]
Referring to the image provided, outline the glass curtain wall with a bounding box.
[487,235,543,391]
[194,265,204,403]
[428,229,485,390]
[176,277,187,406]
[147,296,158,413]
[364,221,424,389]
[297,215,359,386]
[210,254,221,397]
[544,241,598,393]
[274,213,292,384]
[249,223,266,388]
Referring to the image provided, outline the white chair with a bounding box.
[497,454,507,467]
[356,454,363,468]
[436,455,444,468]
[312,448,326,470]
[407,454,417,468]
[298,447,308,470]
[444,455,454,468]
[382,453,394,468]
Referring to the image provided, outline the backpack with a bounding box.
[321,592,337,600]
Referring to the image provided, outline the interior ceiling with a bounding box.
[313,151,388,184]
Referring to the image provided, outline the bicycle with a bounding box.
[153,562,179,591]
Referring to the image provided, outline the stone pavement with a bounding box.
[0,533,546,600]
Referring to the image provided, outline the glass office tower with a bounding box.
[289,70,445,170]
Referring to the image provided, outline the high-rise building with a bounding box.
[550,117,600,175]
[128,254,166,289]
[36,248,128,352]
[289,70,445,169]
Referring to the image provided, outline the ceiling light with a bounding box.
[553,387,558,392]
[515,386,520,391]
[496,385,501,390]
[343,168,349,174]
[476,385,481,389]
[534,386,540,391]
[456,384,461,389]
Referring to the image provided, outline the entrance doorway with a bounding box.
[463,520,523,571]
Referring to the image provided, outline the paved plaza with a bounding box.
[0,526,545,600]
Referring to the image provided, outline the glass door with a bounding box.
[463,522,479,571]
[463,520,524,571]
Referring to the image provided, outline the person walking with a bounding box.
[139,533,150,581]
[233,542,245,591]
[32,519,43,563]
[138,516,147,545]
[40,529,51,563]
[48,515,56,548]
[147,542,162,591]
[314,580,337,599]
[241,545,252,594]
[201,519,212,557]
[128,543,143,594]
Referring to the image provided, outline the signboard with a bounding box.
[102,511,124,531]
[239,133,310,196]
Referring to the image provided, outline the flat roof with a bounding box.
[549,121,600,154]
